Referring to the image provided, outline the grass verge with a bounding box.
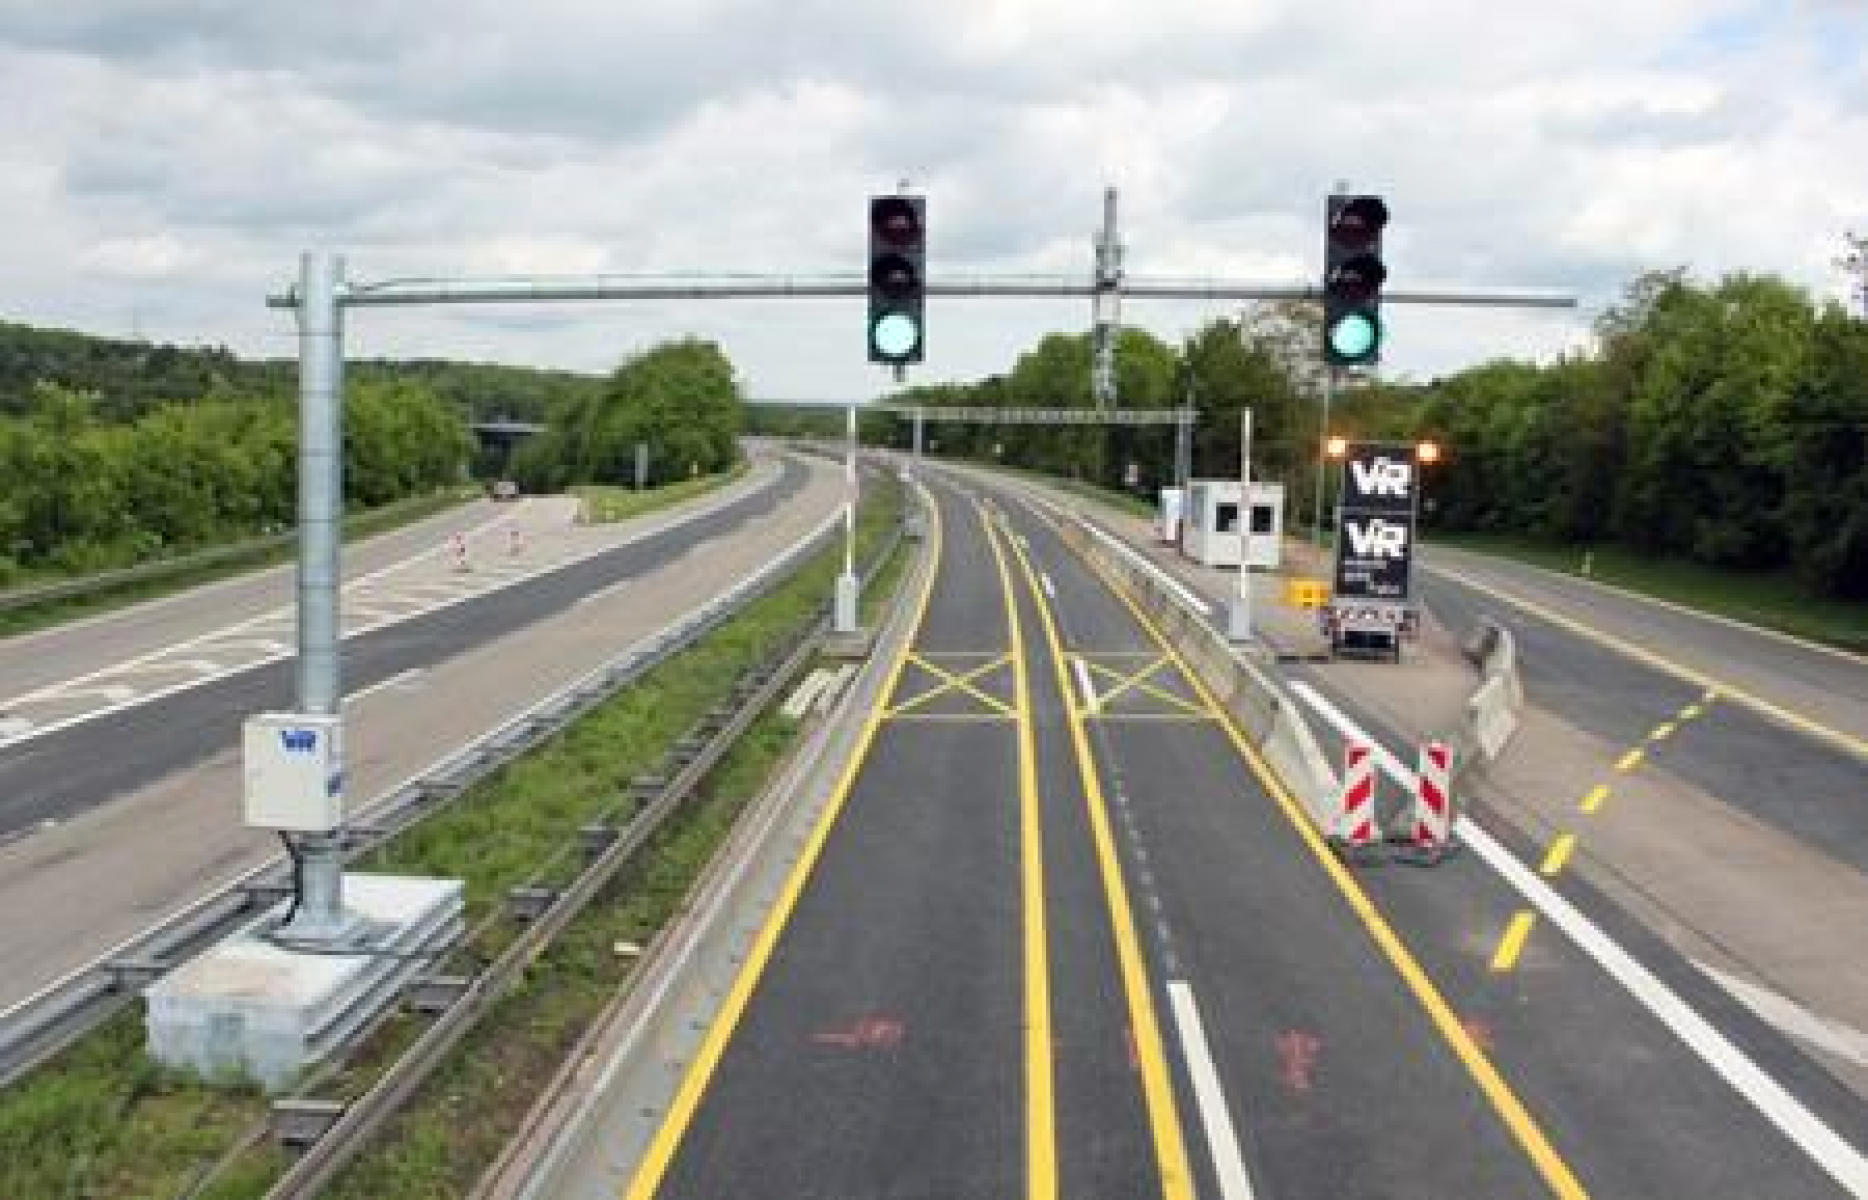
[0,476,904,1200]
[571,462,749,524]
[0,489,476,640]
[1432,532,1867,653]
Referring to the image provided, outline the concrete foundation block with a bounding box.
[145,874,463,1092]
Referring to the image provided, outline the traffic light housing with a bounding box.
[1323,194,1388,367]
[868,195,925,365]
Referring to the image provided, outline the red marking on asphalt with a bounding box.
[1462,1018,1494,1053]
[1126,1027,1139,1071]
[1276,1030,1321,1094]
[811,1016,905,1049]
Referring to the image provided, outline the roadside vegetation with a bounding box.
[0,476,906,1200]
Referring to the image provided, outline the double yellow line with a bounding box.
[978,500,1195,1200]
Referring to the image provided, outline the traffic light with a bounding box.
[1323,194,1388,367]
[868,194,925,365]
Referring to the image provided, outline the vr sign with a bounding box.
[1334,442,1419,603]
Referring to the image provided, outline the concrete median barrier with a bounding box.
[1455,617,1524,770]
[1055,515,1340,829]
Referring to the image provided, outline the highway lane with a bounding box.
[638,480,1031,1198]
[0,456,813,837]
[981,474,1867,1198]
[0,453,843,1013]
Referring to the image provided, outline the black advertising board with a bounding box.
[1334,512,1414,600]
[1333,441,1418,603]
[1338,441,1417,515]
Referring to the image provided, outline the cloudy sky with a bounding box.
[2,1,1864,400]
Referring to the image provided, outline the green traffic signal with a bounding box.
[1327,311,1379,360]
[870,311,921,360]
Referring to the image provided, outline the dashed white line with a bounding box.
[344,668,427,705]
[1168,981,1257,1199]
[1039,571,1057,599]
[576,577,634,608]
[1070,655,1101,715]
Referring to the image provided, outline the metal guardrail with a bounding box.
[0,505,864,1088]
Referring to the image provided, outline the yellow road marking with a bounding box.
[1539,835,1577,877]
[978,504,1058,1200]
[1427,566,1863,762]
[1491,911,1538,972]
[1067,527,1590,1200]
[1084,656,1207,716]
[1679,703,1703,720]
[1580,785,1611,815]
[1649,722,1676,741]
[623,486,947,1200]
[993,508,1195,1200]
[1615,748,1645,773]
[886,651,1015,717]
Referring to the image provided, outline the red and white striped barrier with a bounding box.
[1334,740,1378,850]
[1412,740,1453,850]
[451,532,470,573]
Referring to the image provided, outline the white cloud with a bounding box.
[0,0,1863,397]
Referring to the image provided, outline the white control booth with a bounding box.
[1178,479,1285,570]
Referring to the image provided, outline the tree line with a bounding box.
[511,339,744,491]
[0,379,470,582]
[877,271,1866,600]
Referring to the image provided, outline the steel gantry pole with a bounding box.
[280,250,360,945]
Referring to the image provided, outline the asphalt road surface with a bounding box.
[618,470,1868,1198]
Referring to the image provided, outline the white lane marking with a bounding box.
[106,658,223,677]
[40,684,138,704]
[1289,681,1409,779]
[575,577,633,608]
[1696,961,1868,1071]
[1070,655,1101,714]
[1039,571,1057,599]
[1168,981,1257,1200]
[344,668,427,705]
[0,717,32,739]
[1289,681,1868,1196]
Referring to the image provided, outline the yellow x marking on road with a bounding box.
[886,652,1016,718]
[1083,655,1208,716]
